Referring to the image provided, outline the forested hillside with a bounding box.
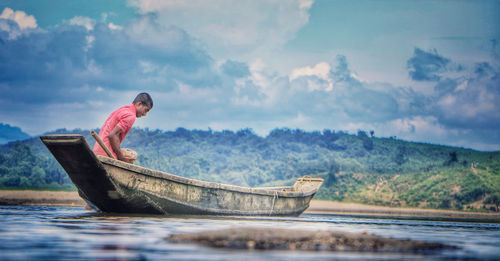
[0,123,30,144]
[0,127,499,211]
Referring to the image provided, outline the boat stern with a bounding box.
[293,176,324,194]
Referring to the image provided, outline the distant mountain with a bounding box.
[0,123,31,144]
[0,127,499,212]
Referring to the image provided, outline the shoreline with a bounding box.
[1,190,499,221]
[307,200,500,221]
[0,190,85,207]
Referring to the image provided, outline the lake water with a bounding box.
[0,206,499,260]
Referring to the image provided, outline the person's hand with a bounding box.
[118,155,135,163]
[119,148,137,164]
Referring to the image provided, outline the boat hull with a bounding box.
[41,134,323,216]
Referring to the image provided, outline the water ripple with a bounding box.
[0,206,498,260]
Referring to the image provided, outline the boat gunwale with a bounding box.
[98,156,321,198]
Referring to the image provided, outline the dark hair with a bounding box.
[133,92,153,108]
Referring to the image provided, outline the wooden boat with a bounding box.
[40,134,324,216]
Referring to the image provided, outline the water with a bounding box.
[0,206,499,260]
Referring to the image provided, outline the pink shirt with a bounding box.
[93,104,136,158]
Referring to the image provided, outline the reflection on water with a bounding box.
[0,206,499,260]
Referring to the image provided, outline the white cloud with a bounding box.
[85,35,95,52]
[0,7,37,39]
[69,16,95,30]
[249,59,270,89]
[2,7,499,151]
[108,22,122,30]
[244,59,291,107]
[299,0,314,9]
[230,95,261,107]
[176,82,219,104]
[128,0,185,12]
[0,7,37,30]
[84,59,101,75]
[338,122,373,133]
[386,116,451,139]
[435,76,500,127]
[128,0,314,60]
[454,80,468,92]
[439,89,495,119]
[290,62,333,91]
[438,94,456,107]
[139,60,157,74]
[290,62,330,81]
[126,15,189,49]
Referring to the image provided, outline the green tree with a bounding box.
[394,146,407,165]
[438,199,451,209]
[485,194,500,212]
[19,176,31,188]
[445,151,458,166]
[362,138,374,151]
[324,159,339,186]
[30,166,46,188]
[2,174,20,187]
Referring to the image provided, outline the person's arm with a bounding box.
[107,126,132,162]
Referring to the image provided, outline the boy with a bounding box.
[93,93,153,162]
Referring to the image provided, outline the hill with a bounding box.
[0,123,30,144]
[0,127,498,212]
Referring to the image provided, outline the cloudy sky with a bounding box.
[0,0,499,151]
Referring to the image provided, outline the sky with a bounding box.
[0,0,499,151]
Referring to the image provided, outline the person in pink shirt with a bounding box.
[93,93,153,162]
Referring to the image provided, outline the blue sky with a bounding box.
[0,0,499,151]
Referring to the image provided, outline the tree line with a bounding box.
[0,127,498,211]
